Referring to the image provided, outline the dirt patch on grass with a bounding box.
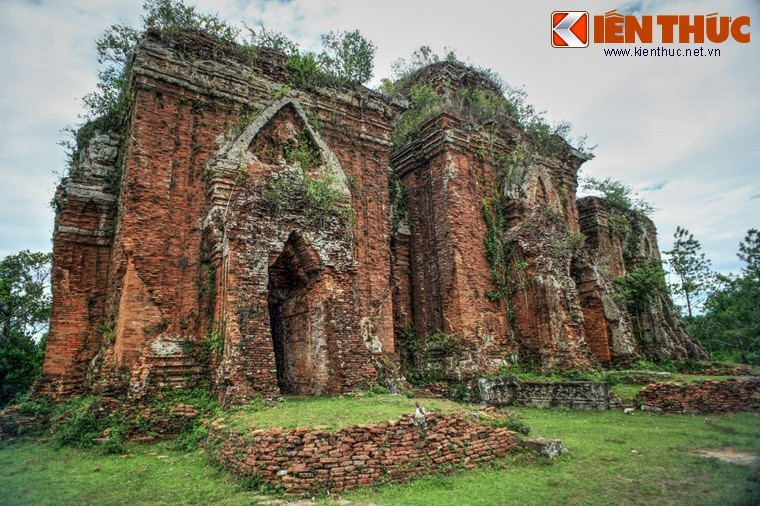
[693,448,760,466]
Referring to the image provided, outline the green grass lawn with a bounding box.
[1,396,758,505]
[0,441,254,505]
[340,408,760,505]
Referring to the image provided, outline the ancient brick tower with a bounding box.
[39,30,704,403]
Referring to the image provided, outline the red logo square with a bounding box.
[552,11,589,47]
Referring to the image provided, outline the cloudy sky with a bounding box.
[0,0,758,276]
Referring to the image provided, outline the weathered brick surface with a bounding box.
[41,30,394,402]
[576,197,706,363]
[39,31,706,402]
[638,379,760,413]
[574,197,635,365]
[392,114,513,375]
[215,413,518,495]
[39,132,119,396]
[391,101,592,372]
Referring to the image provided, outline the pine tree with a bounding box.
[665,226,713,319]
[738,228,760,279]
[693,229,760,363]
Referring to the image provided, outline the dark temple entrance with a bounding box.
[266,233,324,395]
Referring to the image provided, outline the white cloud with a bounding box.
[0,0,757,275]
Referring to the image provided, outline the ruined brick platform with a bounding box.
[638,379,760,413]
[214,412,519,495]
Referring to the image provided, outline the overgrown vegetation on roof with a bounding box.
[61,0,376,180]
[581,176,656,217]
[384,46,594,157]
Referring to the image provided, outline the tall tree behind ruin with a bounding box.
[665,226,714,319]
[0,251,51,405]
[690,229,760,363]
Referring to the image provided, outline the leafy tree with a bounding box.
[613,261,666,343]
[0,251,52,406]
[85,0,239,122]
[613,262,666,312]
[73,1,376,141]
[581,176,655,217]
[689,229,759,364]
[318,30,376,84]
[664,226,714,319]
[242,23,299,57]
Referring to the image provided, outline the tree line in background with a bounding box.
[0,251,51,406]
[668,228,760,365]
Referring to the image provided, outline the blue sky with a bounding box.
[0,0,758,280]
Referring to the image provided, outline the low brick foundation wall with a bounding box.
[478,377,611,410]
[638,379,760,413]
[214,413,519,495]
[0,406,45,439]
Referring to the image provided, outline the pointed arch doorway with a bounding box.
[266,232,329,395]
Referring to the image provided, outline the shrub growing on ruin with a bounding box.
[283,129,321,169]
[286,52,321,89]
[302,171,345,216]
[613,261,667,313]
[387,46,594,156]
[242,24,299,57]
[64,0,377,181]
[318,30,376,84]
[613,261,668,345]
[53,397,127,452]
[581,176,655,217]
[389,45,462,83]
[391,84,445,145]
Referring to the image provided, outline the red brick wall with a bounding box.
[392,109,593,372]
[41,132,119,396]
[391,229,414,354]
[41,30,396,400]
[215,413,518,495]
[638,379,760,413]
[107,83,236,369]
[575,196,706,364]
[393,113,510,373]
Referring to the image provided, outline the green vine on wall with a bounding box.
[259,168,355,231]
[483,197,515,323]
[283,127,321,170]
[613,261,667,345]
[401,326,465,384]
